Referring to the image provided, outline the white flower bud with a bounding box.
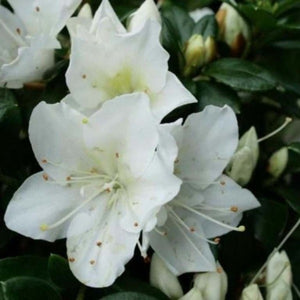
[189,7,214,23]
[226,127,259,186]
[240,284,263,300]
[267,147,288,179]
[78,3,93,19]
[266,251,292,300]
[204,36,217,64]
[193,263,228,300]
[216,3,250,56]
[127,0,161,32]
[150,253,183,299]
[179,287,204,300]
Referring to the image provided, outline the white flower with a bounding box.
[0,0,81,88]
[241,284,263,300]
[150,253,183,299]
[266,251,293,300]
[189,8,214,23]
[4,93,181,287]
[66,0,196,122]
[127,0,161,32]
[147,105,260,275]
[78,4,93,19]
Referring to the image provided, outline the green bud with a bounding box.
[226,127,259,186]
[267,147,288,178]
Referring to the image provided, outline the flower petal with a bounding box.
[29,101,95,181]
[175,105,238,189]
[8,0,81,36]
[67,203,138,287]
[4,172,85,242]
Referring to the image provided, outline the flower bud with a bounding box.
[183,35,216,76]
[150,253,183,299]
[267,147,288,179]
[266,251,292,300]
[78,3,93,19]
[193,263,228,300]
[189,7,214,23]
[226,127,259,186]
[127,0,161,32]
[241,284,263,300]
[216,3,250,56]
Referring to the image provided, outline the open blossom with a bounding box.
[66,0,196,121]
[4,93,181,287]
[0,0,81,88]
[147,105,260,275]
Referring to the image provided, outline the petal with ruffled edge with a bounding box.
[8,0,81,36]
[175,105,238,189]
[29,101,95,181]
[4,172,86,242]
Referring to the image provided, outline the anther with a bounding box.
[42,159,47,164]
[115,153,119,158]
[190,227,195,232]
[16,28,21,34]
[40,224,48,231]
[238,225,246,232]
[106,188,111,193]
[217,267,223,273]
[82,74,87,79]
[42,173,49,181]
[69,257,75,262]
[214,237,221,244]
[230,206,238,212]
[96,241,102,247]
[82,118,88,124]
[175,158,179,163]
[220,181,226,186]
[90,260,95,265]
[134,222,139,227]
[35,6,40,12]
[66,176,71,181]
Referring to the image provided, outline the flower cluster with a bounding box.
[4,0,260,289]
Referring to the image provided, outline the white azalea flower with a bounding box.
[241,284,263,300]
[78,3,93,20]
[66,0,196,122]
[0,0,81,88]
[4,93,181,287]
[189,8,214,23]
[147,105,260,275]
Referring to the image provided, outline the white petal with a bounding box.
[148,206,216,275]
[8,0,81,36]
[200,175,260,238]
[152,72,197,121]
[4,172,84,242]
[189,8,214,23]
[67,204,138,287]
[29,101,95,181]
[176,105,238,189]
[78,4,93,19]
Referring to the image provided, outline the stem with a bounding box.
[76,286,86,300]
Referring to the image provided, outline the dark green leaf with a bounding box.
[196,81,241,113]
[286,142,300,173]
[101,292,158,300]
[193,15,218,39]
[0,277,61,300]
[276,187,300,215]
[204,58,277,91]
[0,88,18,121]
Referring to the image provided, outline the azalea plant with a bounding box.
[0,0,299,299]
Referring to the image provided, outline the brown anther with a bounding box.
[144,256,151,264]
[82,74,86,79]
[106,188,111,193]
[42,173,49,181]
[90,168,97,173]
[214,237,221,244]
[42,159,47,163]
[134,222,139,227]
[90,260,95,265]
[16,28,21,35]
[69,257,75,262]
[35,6,40,12]
[174,158,179,163]
[96,241,102,247]
[217,267,223,273]
[115,152,119,158]
[163,231,168,236]
[66,176,71,181]
[230,206,238,212]
[220,181,226,186]
[190,227,195,232]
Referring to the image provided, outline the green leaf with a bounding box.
[196,81,241,113]
[276,187,300,215]
[101,292,158,300]
[253,198,288,250]
[48,254,79,290]
[204,58,277,91]
[286,142,300,172]
[0,277,61,300]
[0,88,18,121]
[193,15,218,39]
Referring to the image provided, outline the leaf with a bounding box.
[276,187,300,215]
[193,15,218,39]
[204,58,277,91]
[0,277,61,300]
[253,198,288,250]
[101,292,158,300]
[286,142,300,173]
[48,254,79,290]
[196,81,241,113]
[0,88,18,121]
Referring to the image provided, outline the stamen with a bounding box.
[82,118,89,124]
[69,257,75,262]
[96,241,102,247]
[175,202,246,232]
[258,117,292,143]
[42,173,49,181]
[155,227,167,236]
[90,260,95,265]
[230,206,238,212]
